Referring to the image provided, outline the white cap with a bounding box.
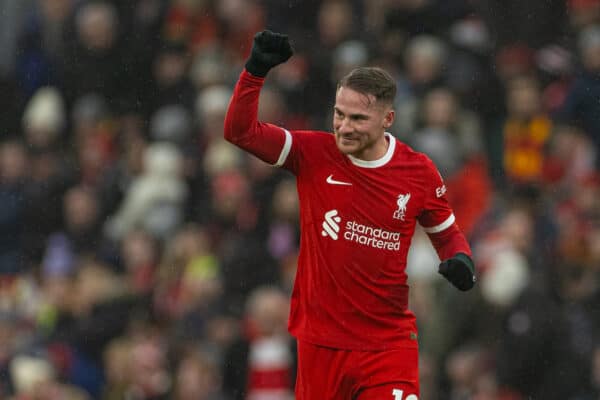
[22,86,65,134]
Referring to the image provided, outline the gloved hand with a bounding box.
[245,30,293,77]
[438,253,476,291]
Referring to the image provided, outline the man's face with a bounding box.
[333,86,394,160]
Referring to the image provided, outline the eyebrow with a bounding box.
[333,107,369,119]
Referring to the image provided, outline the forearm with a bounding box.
[224,70,263,144]
[224,70,287,164]
[429,224,476,291]
[427,223,472,261]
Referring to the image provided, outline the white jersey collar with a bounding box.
[347,132,396,168]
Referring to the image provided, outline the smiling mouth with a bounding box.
[337,134,358,142]
[340,137,359,145]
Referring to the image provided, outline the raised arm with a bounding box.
[224,30,294,165]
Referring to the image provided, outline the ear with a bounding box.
[383,109,395,129]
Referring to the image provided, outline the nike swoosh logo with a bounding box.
[326,175,352,186]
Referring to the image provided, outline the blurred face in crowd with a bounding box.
[422,88,457,129]
[247,288,290,337]
[76,2,118,51]
[216,0,260,31]
[173,353,221,400]
[63,186,98,231]
[404,36,445,85]
[122,230,157,271]
[506,76,541,119]
[318,0,353,46]
[333,86,394,160]
[40,0,74,22]
[582,43,600,72]
[500,207,534,253]
[272,179,299,222]
[130,335,169,396]
[103,339,131,388]
[0,141,27,183]
[154,50,188,87]
[568,1,600,29]
[211,171,249,220]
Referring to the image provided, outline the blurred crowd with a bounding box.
[1,0,600,399]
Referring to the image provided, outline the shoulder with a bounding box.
[393,138,436,168]
[290,129,336,149]
[392,139,442,187]
[291,129,334,140]
[282,130,338,172]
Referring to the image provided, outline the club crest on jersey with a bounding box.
[393,193,411,221]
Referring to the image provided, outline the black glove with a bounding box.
[438,253,476,291]
[245,30,293,77]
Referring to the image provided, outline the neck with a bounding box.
[358,133,389,161]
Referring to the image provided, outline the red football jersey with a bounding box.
[225,70,471,351]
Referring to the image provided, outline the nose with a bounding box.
[336,117,353,134]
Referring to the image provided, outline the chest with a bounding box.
[300,163,426,232]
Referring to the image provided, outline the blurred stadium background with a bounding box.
[0,0,599,399]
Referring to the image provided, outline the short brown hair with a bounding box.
[337,67,397,106]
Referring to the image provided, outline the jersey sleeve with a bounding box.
[224,69,292,166]
[418,156,454,231]
[418,155,472,260]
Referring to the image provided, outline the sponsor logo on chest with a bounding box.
[321,209,401,251]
